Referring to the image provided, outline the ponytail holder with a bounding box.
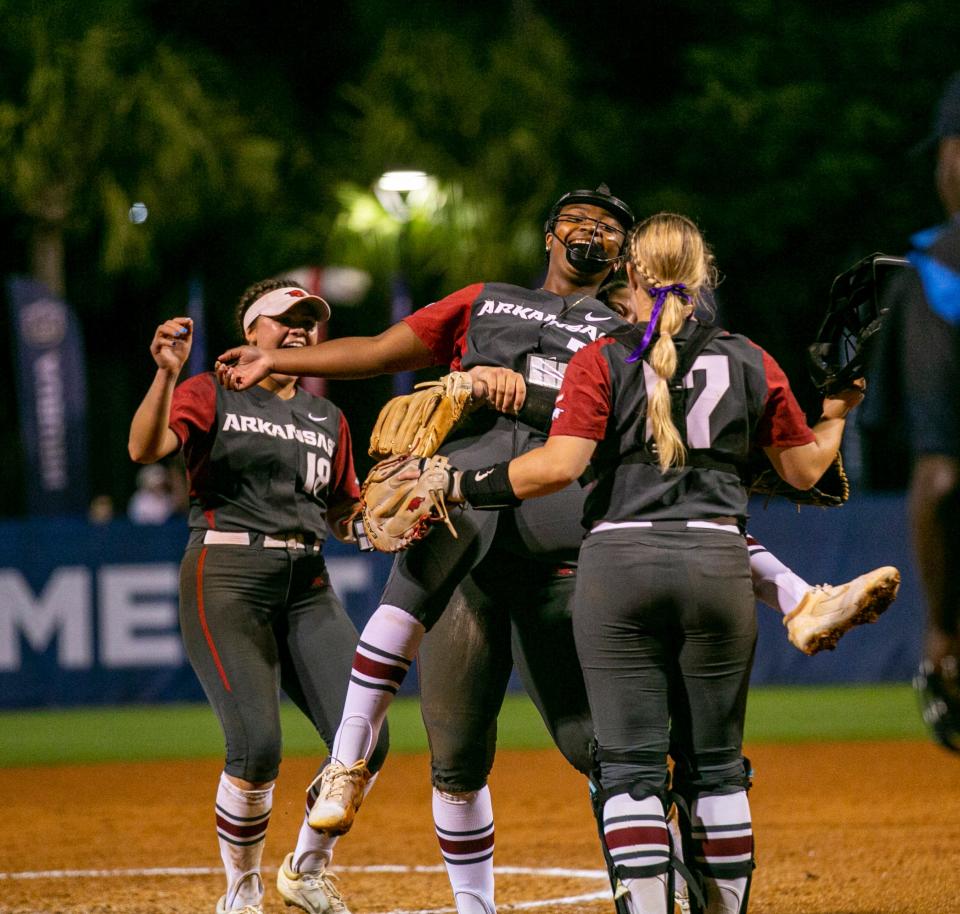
[626,283,690,363]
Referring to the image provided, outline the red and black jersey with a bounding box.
[404,282,631,375]
[168,373,359,540]
[551,322,814,525]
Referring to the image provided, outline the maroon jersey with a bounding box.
[551,323,814,525]
[404,282,631,375]
[168,373,359,540]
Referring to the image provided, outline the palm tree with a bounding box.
[0,18,282,296]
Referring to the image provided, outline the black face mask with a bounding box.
[552,219,622,275]
[565,240,615,274]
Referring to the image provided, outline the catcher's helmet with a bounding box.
[545,184,635,237]
[807,253,911,394]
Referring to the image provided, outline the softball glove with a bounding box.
[748,451,850,509]
[369,372,475,460]
[360,454,458,553]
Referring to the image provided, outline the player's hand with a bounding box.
[821,377,866,420]
[468,366,527,415]
[215,346,274,391]
[151,318,193,374]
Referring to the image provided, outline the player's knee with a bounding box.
[551,721,595,777]
[429,748,493,794]
[226,737,282,784]
[425,716,495,793]
[671,753,753,803]
[595,745,668,795]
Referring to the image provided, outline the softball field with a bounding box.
[4,739,959,914]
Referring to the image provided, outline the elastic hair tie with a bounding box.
[626,283,690,363]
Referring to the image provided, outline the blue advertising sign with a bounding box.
[0,495,924,710]
[8,277,89,515]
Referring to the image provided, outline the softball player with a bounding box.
[216,191,893,914]
[451,212,867,914]
[129,279,388,914]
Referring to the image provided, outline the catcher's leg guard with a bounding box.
[672,759,755,914]
[589,779,632,914]
[596,782,675,914]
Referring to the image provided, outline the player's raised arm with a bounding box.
[216,322,434,391]
[129,317,193,463]
[764,379,866,490]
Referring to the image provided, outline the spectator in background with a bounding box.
[872,72,960,750]
[127,464,178,524]
[88,493,115,525]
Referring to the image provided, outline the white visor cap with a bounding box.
[242,286,331,331]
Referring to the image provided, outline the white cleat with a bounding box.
[307,759,372,835]
[277,852,351,914]
[784,566,901,655]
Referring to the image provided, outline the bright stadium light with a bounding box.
[374,170,434,222]
[376,170,429,192]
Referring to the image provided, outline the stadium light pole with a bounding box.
[375,170,432,395]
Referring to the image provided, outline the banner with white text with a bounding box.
[8,277,89,515]
[0,496,923,709]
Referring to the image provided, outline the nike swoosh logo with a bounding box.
[474,468,495,481]
[308,413,327,422]
[584,312,612,322]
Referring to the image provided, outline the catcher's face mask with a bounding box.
[807,254,911,394]
[545,184,634,276]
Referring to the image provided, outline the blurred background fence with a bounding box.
[0,493,921,710]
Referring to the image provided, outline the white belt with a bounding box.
[203,530,317,550]
[590,519,742,535]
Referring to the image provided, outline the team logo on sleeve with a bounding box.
[552,392,566,422]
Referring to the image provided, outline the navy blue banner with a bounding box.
[8,277,89,515]
[0,518,394,709]
[0,495,924,709]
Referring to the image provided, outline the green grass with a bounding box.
[0,684,926,768]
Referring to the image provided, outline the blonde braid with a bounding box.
[628,213,717,471]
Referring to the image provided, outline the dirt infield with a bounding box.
[4,740,959,914]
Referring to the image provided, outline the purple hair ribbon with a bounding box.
[625,283,690,363]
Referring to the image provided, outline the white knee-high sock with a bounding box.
[293,771,380,872]
[331,604,424,765]
[690,791,752,914]
[746,536,809,614]
[433,786,496,913]
[603,792,670,914]
[215,773,273,907]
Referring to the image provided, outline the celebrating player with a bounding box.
[129,279,387,914]
[447,212,867,914]
[217,189,895,914]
